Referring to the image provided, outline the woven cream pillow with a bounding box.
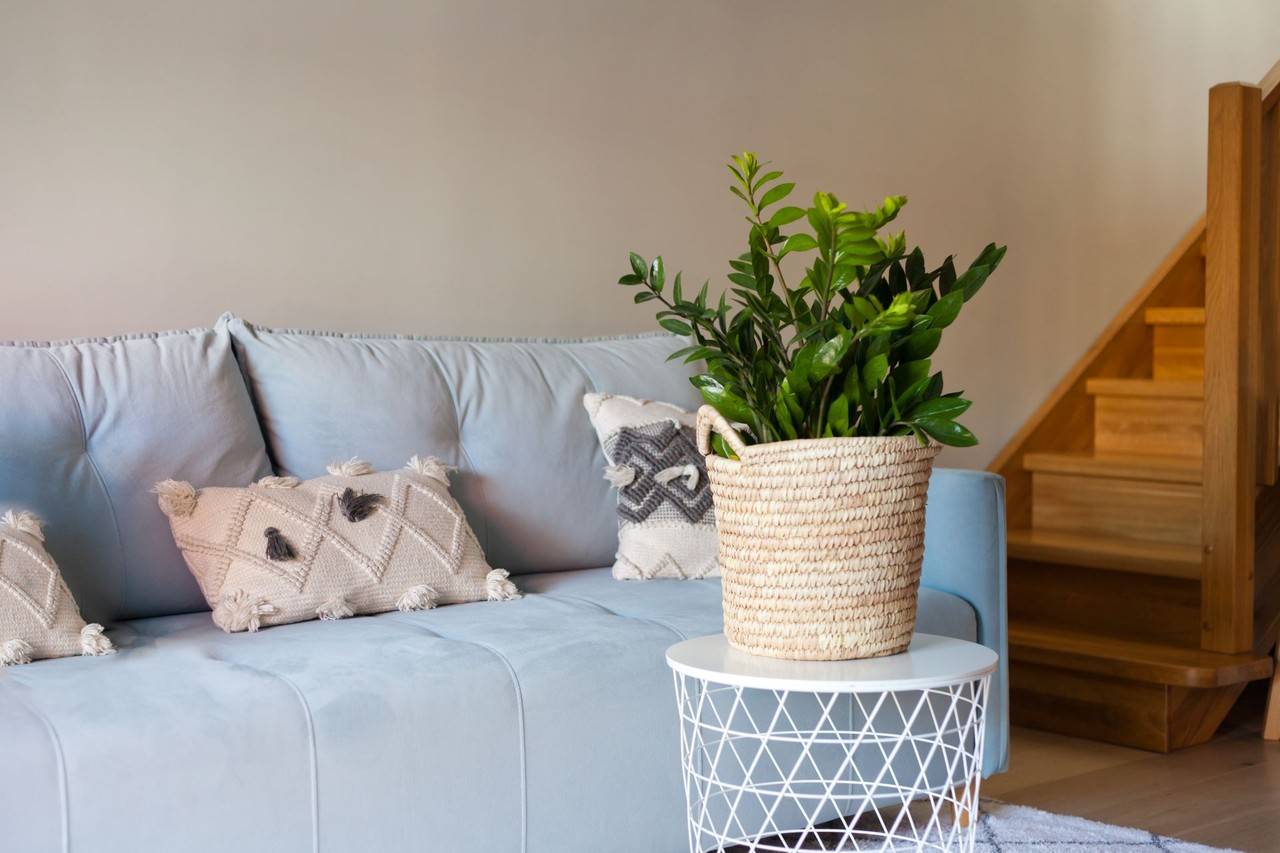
[154,456,519,633]
[0,510,115,665]
[584,393,719,581]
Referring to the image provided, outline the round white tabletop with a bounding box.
[666,632,997,693]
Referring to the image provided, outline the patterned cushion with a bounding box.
[0,510,114,665]
[155,457,519,633]
[583,394,718,580]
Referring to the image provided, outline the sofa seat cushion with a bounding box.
[0,568,975,853]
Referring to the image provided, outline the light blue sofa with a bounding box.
[0,314,1006,853]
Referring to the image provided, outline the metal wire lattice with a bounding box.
[672,670,991,852]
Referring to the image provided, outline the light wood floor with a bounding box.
[984,684,1280,852]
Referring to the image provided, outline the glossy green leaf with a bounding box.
[862,353,889,388]
[711,433,739,460]
[774,395,798,440]
[629,252,647,279]
[901,328,942,360]
[781,233,818,255]
[768,206,806,228]
[915,417,978,447]
[927,291,963,329]
[909,396,972,420]
[810,329,853,381]
[827,394,851,435]
[691,375,755,424]
[650,257,666,293]
[758,182,795,210]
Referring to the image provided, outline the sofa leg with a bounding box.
[1265,644,1280,741]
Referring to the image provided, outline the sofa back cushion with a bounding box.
[0,326,272,622]
[226,315,701,573]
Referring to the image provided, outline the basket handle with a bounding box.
[695,405,749,459]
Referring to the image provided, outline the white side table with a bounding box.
[666,633,997,853]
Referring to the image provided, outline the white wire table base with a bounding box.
[672,672,991,853]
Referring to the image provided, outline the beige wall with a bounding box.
[3,1,1278,466]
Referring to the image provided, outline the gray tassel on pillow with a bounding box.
[264,527,296,561]
[338,487,383,523]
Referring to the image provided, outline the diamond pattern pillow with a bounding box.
[155,456,519,633]
[584,393,718,580]
[0,510,115,665]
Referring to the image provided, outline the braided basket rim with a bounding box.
[713,433,934,457]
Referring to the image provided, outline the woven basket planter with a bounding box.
[695,406,940,661]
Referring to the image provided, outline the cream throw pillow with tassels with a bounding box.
[0,510,115,665]
[155,456,519,633]
[584,393,719,581]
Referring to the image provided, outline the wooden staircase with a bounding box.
[989,62,1280,751]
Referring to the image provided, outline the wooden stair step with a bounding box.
[1085,378,1203,398]
[1009,623,1273,688]
[1007,527,1202,579]
[1086,379,1203,457]
[1144,308,1205,380]
[1022,451,1202,483]
[1031,470,1200,546]
[1144,307,1205,325]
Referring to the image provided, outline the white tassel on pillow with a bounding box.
[152,480,198,518]
[405,455,451,485]
[603,465,636,488]
[486,569,521,602]
[79,624,115,656]
[0,638,33,666]
[316,597,355,621]
[1,509,45,542]
[326,458,374,477]
[256,475,300,489]
[397,585,439,612]
[212,590,278,633]
[655,464,700,491]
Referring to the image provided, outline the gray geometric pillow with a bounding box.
[584,393,718,580]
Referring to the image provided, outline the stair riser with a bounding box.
[1152,325,1205,380]
[1009,560,1200,646]
[1031,471,1202,545]
[1094,394,1203,457]
[1011,662,1172,750]
[1010,662,1243,752]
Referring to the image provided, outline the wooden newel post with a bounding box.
[1202,82,1263,654]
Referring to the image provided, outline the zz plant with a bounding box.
[618,152,1006,458]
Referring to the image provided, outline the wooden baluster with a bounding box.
[1202,82,1263,654]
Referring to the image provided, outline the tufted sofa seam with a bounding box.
[532,592,690,642]
[40,349,127,620]
[418,345,494,560]
[558,348,601,395]
[382,615,530,853]
[0,681,70,853]
[200,659,321,853]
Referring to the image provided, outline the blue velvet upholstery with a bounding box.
[226,315,702,574]
[0,315,1008,852]
[0,568,980,853]
[0,326,271,621]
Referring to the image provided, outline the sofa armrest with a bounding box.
[919,468,1009,776]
